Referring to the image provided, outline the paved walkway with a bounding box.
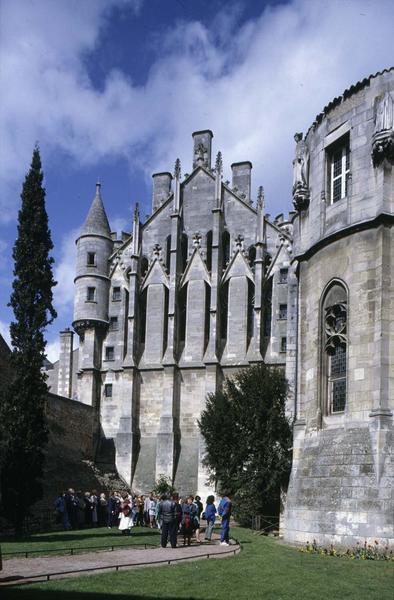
[0,539,240,586]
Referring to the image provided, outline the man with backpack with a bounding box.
[157,493,177,548]
[217,491,232,546]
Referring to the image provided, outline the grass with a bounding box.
[0,526,161,558]
[1,527,393,600]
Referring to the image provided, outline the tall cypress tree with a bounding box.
[0,147,57,531]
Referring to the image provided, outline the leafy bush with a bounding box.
[199,363,292,526]
[153,474,174,497]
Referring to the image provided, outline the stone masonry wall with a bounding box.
[285,427,393,545]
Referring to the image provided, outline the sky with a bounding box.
[0,0,393,362]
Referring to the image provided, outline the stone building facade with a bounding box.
[283,68,394,545]
[48,68,394,545]
[53,130,292,497]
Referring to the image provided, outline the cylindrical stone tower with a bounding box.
[283,68,394,547]
[73,183,113,406]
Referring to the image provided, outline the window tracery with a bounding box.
[321,282,348,414]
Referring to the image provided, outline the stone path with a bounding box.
[0,539,240,586]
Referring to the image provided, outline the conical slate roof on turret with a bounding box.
[81,183,111,237]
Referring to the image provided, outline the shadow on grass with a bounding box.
[1,591,207,600]
[1,529,160,545]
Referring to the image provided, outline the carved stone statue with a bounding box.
[375,92,393,133]
[372,92,394,167]
[292,133,310,211]
[194,142,207,166]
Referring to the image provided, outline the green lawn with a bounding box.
[0,526,160,558]
[2,527,393,600]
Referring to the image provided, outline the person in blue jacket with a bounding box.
[217,491,232,546]
[204,495,216,541]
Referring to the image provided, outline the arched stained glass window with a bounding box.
[321,281,348,414]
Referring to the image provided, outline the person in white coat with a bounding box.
[118,498,133,535]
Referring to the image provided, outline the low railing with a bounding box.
[2,541,159,559]
[1,543,241,585]
[251,514,280,534]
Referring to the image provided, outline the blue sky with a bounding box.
[1,0,393,361]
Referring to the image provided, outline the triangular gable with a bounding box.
[265,219,292,242]
[181,165,215,188]
[109,235,133,262]
[109,260,129,282]
[180,248,211,287]
[141,258,169,290]
[222,249,254,284]
[143,192,174,228]
[223,185,257,215]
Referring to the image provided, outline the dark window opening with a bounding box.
[220,280,229,345]
[105,346,114,361]
[162,287,169,356]
[109,316,119,331]
[204,282,211,351]
[87,252,96,266]
[86,287,96,302]
[222,230,230,269]
[104,383,113,397]
[140,256,149,279]
[112,286,121,301]
[165,235,171,272]
[139,288,147,347]
[247,279,255,344]
[279,304,288,320]
[263,277,273,337]
[279,268,288,284]
[280,337,287,353]
[123,289,129,359]
[206,230,213,272]
[178,284,187,348]
[248,245,256,268]
[181,233,188,272]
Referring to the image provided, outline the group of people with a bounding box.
[54,488,233,547]
[54,489,157,531]
[156,492,232,548]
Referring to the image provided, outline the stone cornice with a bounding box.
[294,213,394,263]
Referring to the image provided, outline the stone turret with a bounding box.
[73,183,113,407]
[73,183,112,330]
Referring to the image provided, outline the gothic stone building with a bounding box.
[48,68,394,546]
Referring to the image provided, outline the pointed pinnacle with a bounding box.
[257,186,265,209]
[95,181,101,196]
[215,151,223,173]
[134,202,139,222]
[174,158,181,179]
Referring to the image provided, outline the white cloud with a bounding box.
[46,339,60,364]
[110,216,130,237]
[0,320,11,347]
[0,0,393,221]
[53,228,79,317]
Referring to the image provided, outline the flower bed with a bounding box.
[299,539,393,561]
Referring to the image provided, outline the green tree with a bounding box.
[0,147,57,532]
[153,474,174,497]
[199,364,292,526]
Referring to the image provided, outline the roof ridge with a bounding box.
[306,67,394,138]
